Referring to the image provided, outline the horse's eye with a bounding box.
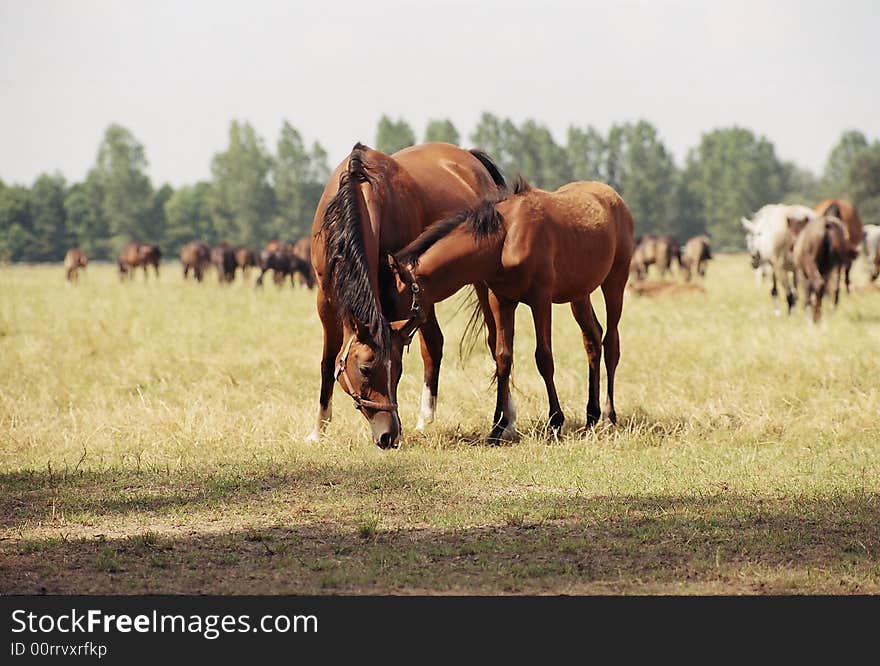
[359,365,372,378]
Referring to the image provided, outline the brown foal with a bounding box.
[391,178,634,443]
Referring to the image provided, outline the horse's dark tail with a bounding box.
[469,149,507,191]
[457,287,488,362]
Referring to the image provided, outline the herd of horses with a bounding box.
[64,238,316,287]
[179,238,314,288]
[742,199,879,322]
[58,141,878,450]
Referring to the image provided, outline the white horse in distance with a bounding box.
[862,224,880,281]
[741,204,820,314]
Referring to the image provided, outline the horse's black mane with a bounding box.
[469,149,507,190]
[320,142,390,360]
[395,175,531,267]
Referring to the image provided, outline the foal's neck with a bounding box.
[411,229,503,306]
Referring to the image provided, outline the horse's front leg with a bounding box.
[415,305,443,430]
[305,289,342,442]
[530,298,563,436]
[487,294,517,444]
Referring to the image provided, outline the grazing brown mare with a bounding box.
[390,178,634,443]
[631,234,678,279]
[211,242,236,283]
[181,240,210,282]
[234,246,257,278]
[118,242,161,281]
[793,216,855,322]
[814,199,863,293]
[679,235,712,281]
[308,141,506,448]
[64,248,88,282]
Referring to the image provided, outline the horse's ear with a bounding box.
[741,217,753,231]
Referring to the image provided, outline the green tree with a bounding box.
[507,119,570,189]
[146,184,174,249]
[90,124,154,249]
[780,162,820,205]
[470,112,518,179]
[846,141,880,223]
[424,119,460,145]
[273,120,331,238]
[210,120,276,246]
[822,130,869,197]
[375,115,416,154]
[163,182,216,252]
[29,172,72,260]
[604,121,680,238]
[64,174,111,259]
[683,127,788,249]
[0,183,34,261]
[567,126,605,182]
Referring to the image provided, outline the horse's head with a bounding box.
[334,319,405,449]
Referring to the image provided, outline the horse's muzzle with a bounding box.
[370,411,400,449]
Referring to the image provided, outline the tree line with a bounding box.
[2,114,878,262]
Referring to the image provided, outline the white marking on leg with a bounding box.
[305,403,332,442]
[415,385,436,430]
[501,395,517,440]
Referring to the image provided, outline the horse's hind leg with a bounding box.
[570,298,602,427]
[415,305,443,430]
[601,268,628,424]
[487,293,517,444]
[306,288,343,442]
[530,297,563,435]
[832,266,841,308]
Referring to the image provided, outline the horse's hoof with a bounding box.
[304,429,321,443]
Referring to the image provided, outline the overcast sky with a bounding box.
[1,0,878,187]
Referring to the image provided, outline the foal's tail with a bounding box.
[457,286,488,360]
[469,149,507,191]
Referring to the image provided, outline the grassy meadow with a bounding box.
[1,255,879,594]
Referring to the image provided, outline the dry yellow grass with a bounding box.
[1,255,879,594]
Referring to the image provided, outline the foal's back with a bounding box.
[502,181,634,302]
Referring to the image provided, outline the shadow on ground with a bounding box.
[2,467,878,594]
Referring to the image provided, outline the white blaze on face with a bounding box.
[415,385,436,430]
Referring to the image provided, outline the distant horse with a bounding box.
[64,247,88,282]
[234,246,257,278]
[309,141,507,448]
[864,225,880,282]
[679,235,712,281]
[631,234,679,280]
[793,216,854,323]
[118,242,161,281]
[741,204,818,314]
[211,242,236,283]
[181,240,210,282]
[255,248,312,287]
[290,238,315,288]
[814,199,863,293]
[389,178,634,443]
